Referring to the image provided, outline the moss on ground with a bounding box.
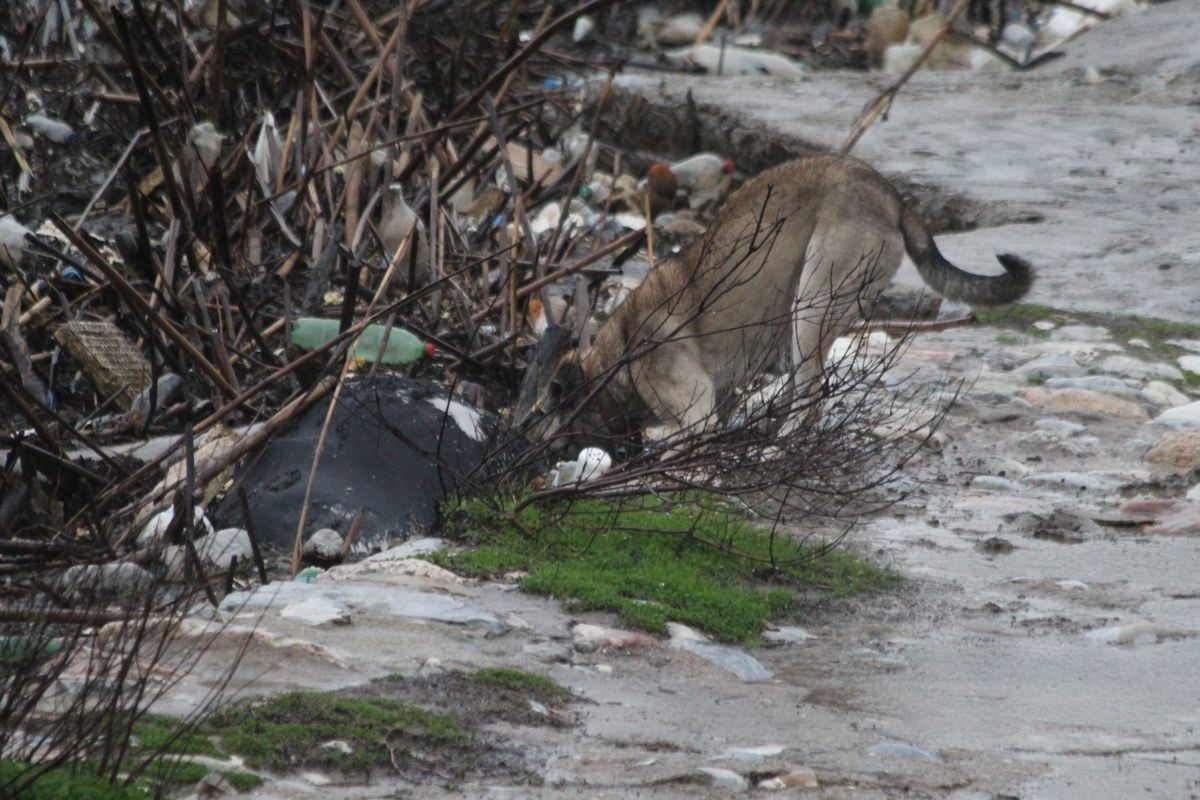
[978,304,1200,382]
[132,715,222,758]
[0,761,146,800]
[470,668,570,701]
[428,495,897,644]
[210,692,464,773]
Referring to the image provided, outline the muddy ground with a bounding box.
[150,3,1200,798]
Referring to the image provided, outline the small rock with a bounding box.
[1178,355,1200,375]
[302,528,344,561]
[762,626,816,645]
[300,772,331,786]
[1033,320,1058,332]
[868,741,940,762]
[1049,324,1108,341]
[1012,352,1083,380]
[138,507,215,547]
[1187,484,1200,502]
[1128,338,1150,348]
[1017,387,1148,419]
[60,563,153,599]
[759,767,819,789]
[1024,472,1122,492]
[1044,376,1142,399]
[695,767,750,790]
[669,636,774,682]
[721,744,785,762]
[190,772,235,797]
[280,597,352,626]
[1143,380,1189,409]
[1154,399,1200,427]
[1118,498,1200,536]
[972,455,1033,478]
[977,537,1013,555]
[1055,579,1090,591]
[528,699,550,715]
[1034,418,1086,437]
[1086,622,1197,645]
[971,475,1021,492]
[1167,338,1200,353]
[319,739,354,754]
[1100,355,1183,382]
[1143,428,1200,472]
[571,623,657,652]
[197,528,253,571]
[320,557,463,584]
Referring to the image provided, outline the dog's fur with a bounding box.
[536,154,1033,441]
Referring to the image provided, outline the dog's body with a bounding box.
[541,154,1033,441]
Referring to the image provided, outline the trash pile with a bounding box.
[0,0,1145,586]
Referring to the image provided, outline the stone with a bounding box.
[1033,320,1057,331]
[280,597,352,626]
[1044,375,1142,399]
[695,767,749,790]
[1143,380,1189,409]
[1049,324,1109,342]
[1118,498,1200,536]
[1154,400,1200,427]
[1012,352,1084,380]
[762,626,816,645]
[222,581,507,633]
[971,455,1033,478]
[868,742,940,762]
[60,563,153,599]
[138,507,214,547]
[572,623,657,651]
[319,739,354,755]
[1143,428,1200,472]
[1086,622,1197,645]
[1016,388,1148,419]
[1034,418,1086,436]
[1100,355,1183,382]
[1187,484,1200,502]
[302,528,344,561]
[319,557,463,584]
[1128,338,1150,348]
[759,767,819,789]
[971,475,1021,492]
[1167,338,1200,353]
[198,528,254,572]
[668,624,773,682]
[1024,472,1123,492]
[722,744,785,762]
[1178,354,1200,374]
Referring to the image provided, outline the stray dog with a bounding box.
[531,154,1033,444]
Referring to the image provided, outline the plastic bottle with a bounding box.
[291,317,434,364]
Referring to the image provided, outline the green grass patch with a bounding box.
[210,692,464,773]
[140,758,208,787]
[222,771,265,791]
[471,668,569,700]
[430,496,897,644]
[0,761,147,800]
[131,715,222,758]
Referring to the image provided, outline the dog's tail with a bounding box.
[900,204,1033,307]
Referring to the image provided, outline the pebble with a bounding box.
[762,626,816,645]
[1049,324,1108,341]
[1044,375,1142,399]
[971,475,1021,492]
[721,744,785,762]
[197,528,254,572]
[972,455,1033,478]
[1188,484,1200,502]
[302,528,344,560]
[1033,320,1058,331]
[868,741,940,762]
[319,739,353,754]
[280,597,351,626]
[1086,622,1198,645]
[60,563,153,598]
[1100,355,1183,382]
[1012,352,1084,380]
[1118,498,1200,535]
[695,767,750,790]
[1127,338,1150,348]
[1143,428,1200,472]
[1167,338,1200,353]
[1178,355,1200,374]
[1055,579,1090,591]
[1016,387,1148,419]
[758,767,819,789]
[1024,472,1123,492]
[1153,399,1200,427]
[1142,380,1189,409]
[668,623,773,682]
[1034,418,1086,436]
[571,623,657,651]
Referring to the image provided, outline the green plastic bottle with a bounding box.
[291,317,434,364]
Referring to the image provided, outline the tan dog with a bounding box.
[534,154,1033,443]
